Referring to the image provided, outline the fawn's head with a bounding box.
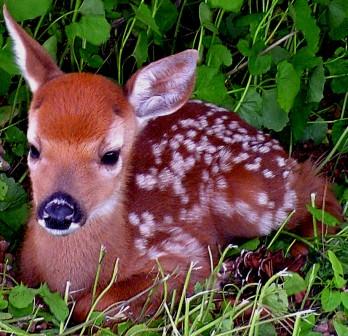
[3,6,198,236]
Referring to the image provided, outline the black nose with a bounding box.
[38,192,83,231]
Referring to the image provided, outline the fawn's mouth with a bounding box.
[37,191,86,236]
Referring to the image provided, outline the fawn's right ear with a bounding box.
[3,5,63,93]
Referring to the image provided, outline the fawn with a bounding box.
[3,6,342,321]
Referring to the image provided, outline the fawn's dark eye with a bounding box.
[29,145,40,160]
[101,150,120,166]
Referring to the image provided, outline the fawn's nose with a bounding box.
[38,192,84,235]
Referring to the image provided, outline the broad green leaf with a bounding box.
[209,0,243,13]
[292,0,320,53]
[340,292,348,310]
[258,323,277,336]
[328,0,348,30]
[332,120,348,153]
[0,180,8,201]
[238,88,263,128]
[9,285,35,309]
[328,250,346,288]
[301,119,328,145]
[270,46,290,65]
[0,312,12,320]
[333,320,348,336]
[79,0,105,16]
[0,47,20,75]
[133,31,148,68]
[321,288,341,312]
[6,0,52,21]
[0,69,11,96]
[199,3,218,33]
[261,89,288,132]
[249,54,271,75]
[207,44,232,68]
[263,284,288,315]
[194,66,232,107]
[39,284,69,322]
[326,58,348,94]
[276,61,300,113]
[292,47,321,72]
[236,39,251,57]
[306,205,341,227]
[284,273,307,296]
[0,174,27,212]
[0,295,8,310]
[135,3,161,35]
[78,16,110,46]
[155,0,178,33]
[247,40,271,75]
[126,324,158,336]
[308,63,325,103]
[0,203,28,239]
[43,35,58,62]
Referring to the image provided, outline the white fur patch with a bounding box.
[4,14,39,92]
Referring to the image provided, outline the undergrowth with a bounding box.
[0,0,347,335]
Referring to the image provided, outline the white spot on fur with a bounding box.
[263,169,275,179]
[129,212,140,226]
[136,173,157,190]
[276,156,286,167]
[257,192,268,205]
[245,157,262,171]
[139,211,156,237]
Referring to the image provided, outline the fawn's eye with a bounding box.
[101,150,120,166]
[29,145,40,160]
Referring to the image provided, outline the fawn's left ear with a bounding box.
[126,49,198,122]
[3,5,63,93]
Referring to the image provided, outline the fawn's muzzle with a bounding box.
[38,192,84,235]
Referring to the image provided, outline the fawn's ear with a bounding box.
[3,5,63,93]
[126,49,198,121]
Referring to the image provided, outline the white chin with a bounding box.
[38,220,81,236]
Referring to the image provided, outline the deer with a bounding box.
[3,6,342,322]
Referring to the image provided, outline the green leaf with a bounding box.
[38,284,69,322]
[0,69,11,96]
[238,88,263,128]
[0,203,28,239]
[209,0,243,13]
[284,273,307,296]
[326,57,348,94]
[249,54,272,75]
[332,120,348,153]
[194,66,232,107]
[199,3,218,33]
[0,174,27,212]
[328,250,346,288]
[270,47,290,65]
[261,89,288,132]
[0,46,20,75]
[276,61,300,113]
[6,0,52,21]
[306,205,341,227]
[301,118,328,145]
[0,295,8,310]
[237,39,251,57]
[43,35,58,62]
[9,285,35,309]
[258,323,277,336]
[135,3,161,35]
[333,320,348,336]
[328,0,348,30]
[155,0,178,33]
[292,0,320,53]
[207,44,232,68]
[79,0,105,16]
[321,288,341,312]
[66,16,111,46]
[133,31,148,68]
[0,312,12,320]
[340,292,348,310]
[308,63,325,103]
[0,180,8,201]
[263,284,288,315]
[292,47,321,72]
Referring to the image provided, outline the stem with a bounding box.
[171,0,187,54]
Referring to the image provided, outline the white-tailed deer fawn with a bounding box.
[3,6,342,321]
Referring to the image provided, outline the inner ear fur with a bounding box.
[126,49,198,121]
